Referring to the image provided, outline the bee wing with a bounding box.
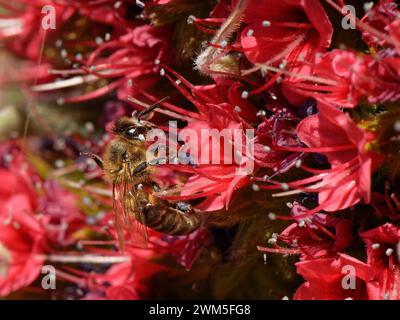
[123,183,149,248]
[112,182,127,251]
[112,181,148,251]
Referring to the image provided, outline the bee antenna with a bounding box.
[137,96,170,121]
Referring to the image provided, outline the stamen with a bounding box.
[256,64,338,86]
[44,254,130,264]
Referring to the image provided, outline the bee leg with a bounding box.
[132,157,168,175]
[132,161,148,175]
[80,152,104,169]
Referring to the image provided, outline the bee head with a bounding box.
[112,117,153,142]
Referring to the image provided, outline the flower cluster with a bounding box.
[0,0,400,300]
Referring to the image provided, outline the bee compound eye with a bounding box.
[124,127,136,138]
[124,126,146,140]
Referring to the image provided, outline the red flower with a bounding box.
[155,71,282,211]
[239,0,333,67]
[0,143,90,296]
[361,223,400,300]
[93,246,164,300]
[279,211,353,260]
[266,103,383,215]
[155,229,210,270]
[294,254,375,300]
[388,20,400,53]
[0,1,75,60]
[72,0,133,28]
[283,49,400,107]
[0,170,46,296]
[51,24,172,105]
[360,0,400,50]
[284,49,369,107]
[37,180,86,246]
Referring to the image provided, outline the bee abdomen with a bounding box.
[142,202,200,235]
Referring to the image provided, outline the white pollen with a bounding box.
[83,196,92,205]
[394,120,400,132]
[220,40,228,48]
[175,79,181,85]
[136,0,145,8]
[60,49,68,58]
[372,243,380,250]
[55,39,63,48]
[246,29,254,37]
[262,20,271,27]
[160,68,165,76]
[385,248,394,256]
[55,159,65,169]
[234,105,242,112]
[105,33,111,41]
[187,15,196,24]
[282,296,289,300]
[241,91,249,99]
[298,220,305,227]
[3,153,12,163]
[138,134,145,141]
[252,183,260,192]
[84,122,95,133]
[257,110,266,117]
[268,212,276,220]
[363,2,374,12]
[279,60,287,70]
[12,221,20,229]
[57,97,65,105]
[295,159,302,168]
[114,1,122,9]
[384,292,390,300]
[281,183,289,191]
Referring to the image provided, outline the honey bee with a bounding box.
[81,97,200,250]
